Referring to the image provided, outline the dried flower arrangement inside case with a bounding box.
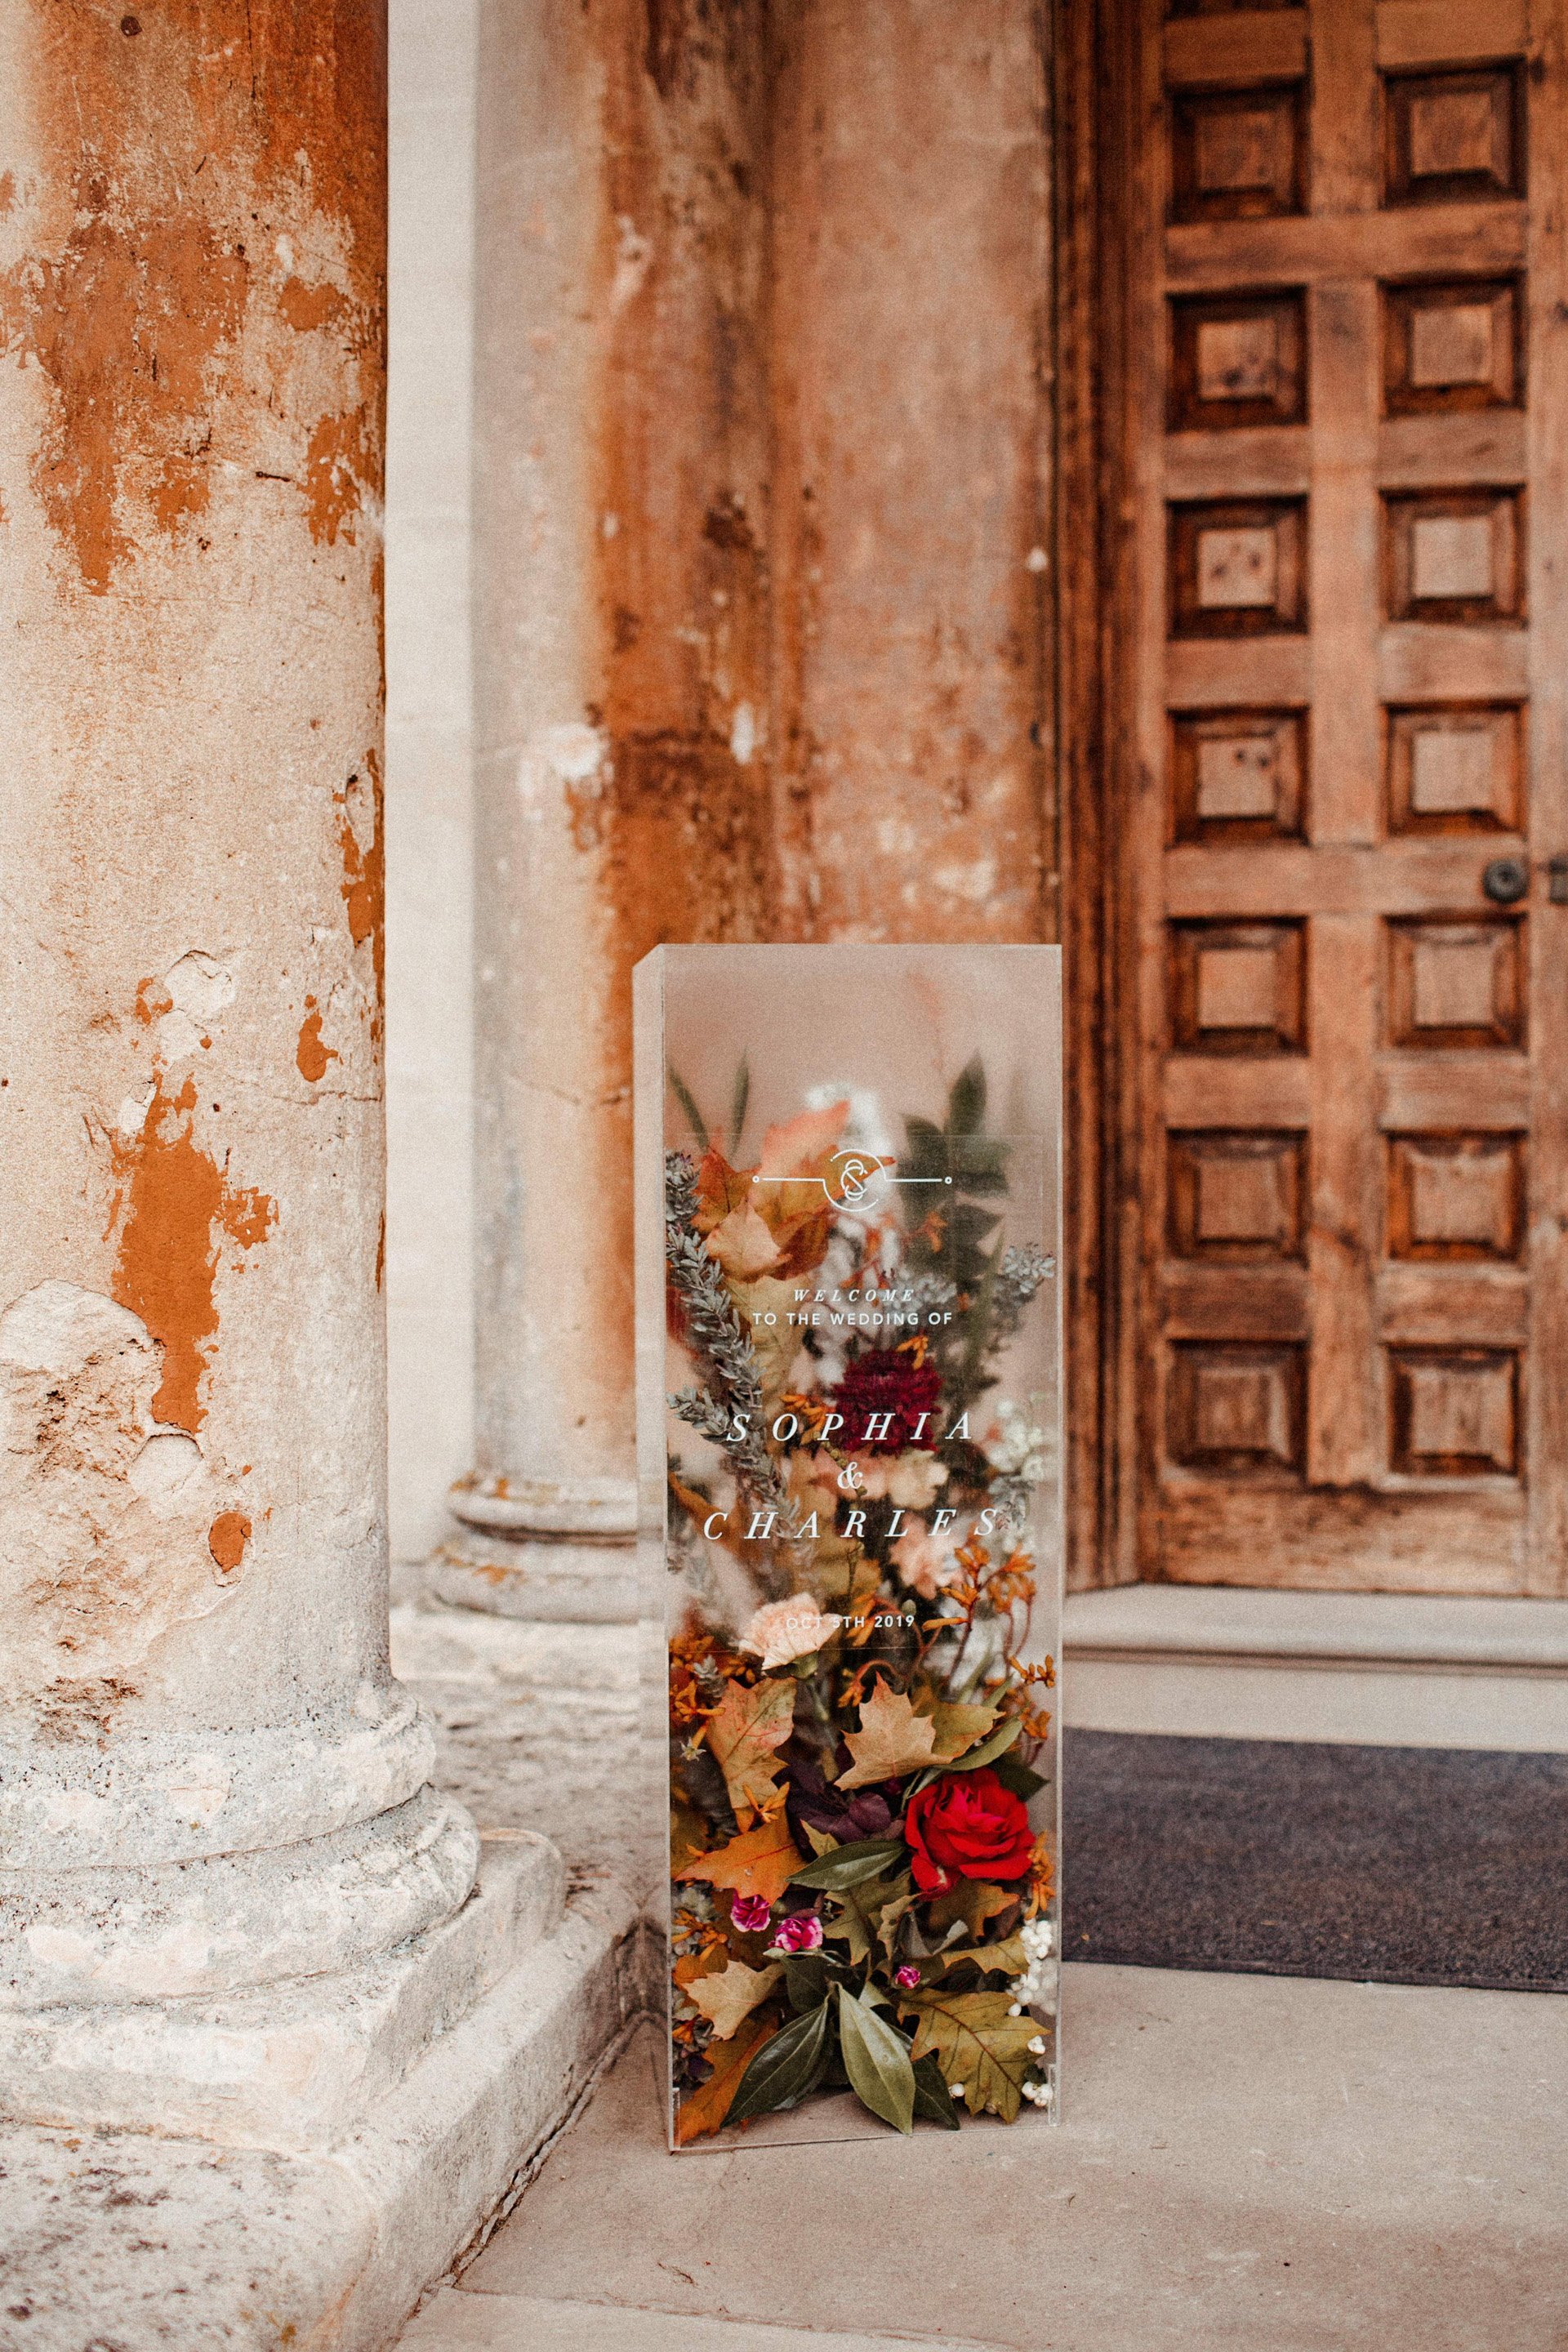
[634,946,1063,2150]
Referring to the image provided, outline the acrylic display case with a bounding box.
[634,945,1063,2149]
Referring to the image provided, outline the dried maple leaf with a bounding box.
[703,1677,795,1825]
[924,1880,1015,1938]
[705,1200,783,1279]
[685,1958,784,2042]
[675,1816,803,1907]
[899,1988,1040,2122]
[674,2008,777,2145]
[836,1682,940,1791]
[929,1699,999,1760]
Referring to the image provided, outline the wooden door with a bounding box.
[1123,0,1568,1592]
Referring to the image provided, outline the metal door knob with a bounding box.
[1482,857,1530,904]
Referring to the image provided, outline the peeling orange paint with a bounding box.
[334,756,385,1040]
[279,276,349,334]
[0,3,386,595]
[0,208,247,592]
[296,997,337,1082]
[107,1076,276,1433]
[207,1512,251,1575]
[150,452,211,531]
[302,409,376,547]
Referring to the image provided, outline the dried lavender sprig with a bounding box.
[664,1150,786,1512]
[988,1243,1056,1348]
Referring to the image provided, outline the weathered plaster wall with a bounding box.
[428,0,1054,1595]
[0,0,394,1745]
[769,0,1054,942]
[467,0,776,1519]
[385,0,478,1564]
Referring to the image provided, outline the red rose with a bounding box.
[902,1767,1034,1895]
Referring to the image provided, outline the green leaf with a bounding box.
[781,1952,844,2011]
[667,1067,710,1152]
[947,1058,987,1137]
[912,2049,962,2130]
[728,1053,751,1157]
[948,1202,1003,1251]
[901,1116,947,1175]
[823,1873,912,1967]
[990,1750,1047,1801]
[935,1713,1022,1775]
[789,1836,906,1891]
[837,1985,915,2135]
[726,1998,832,2126]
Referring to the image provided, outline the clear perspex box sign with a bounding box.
[634,945,1063,2150]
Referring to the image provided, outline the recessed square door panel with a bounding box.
[1386,705,1522,835]
[1166,0,1296,16]
[1169,292,1307,430]
[1171,709,1307,840]
[1169,1131,1307,1260]
[1384,491,1522,623]
[1171,501,1307,635]
[1171,920,1307,1052]
[1387,918,1524,1050]
[1383,67,1526,207]
[1169,1342,1305,1473]
[1388,1347,1519,1476]
[1171,84,1307,221]
[1383,281,1521,414]
[1386,1134,1525,1261]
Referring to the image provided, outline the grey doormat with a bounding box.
[1061,1729,1568,1993]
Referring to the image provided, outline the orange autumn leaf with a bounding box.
[703,1677,795,1825]
[705,1200,783,1279]
[693,1147,752,1233]
[672,1946,728,1990]
[756,1099,849,1178]
[674,2007,777,2145]
[675,1815,803,1907]
[836,1682,941,1790]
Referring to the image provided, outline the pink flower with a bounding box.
[772,1913,824,1953]
[891,1522,960,1601]
[893,1963,921,1989]
[730,1892,771,1935]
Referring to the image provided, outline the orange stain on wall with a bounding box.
[296,998,337,1082]
[335,755,385,1040]
[207,1511,252,1574]
[302,409,376,548]
[107,1076,275,1432]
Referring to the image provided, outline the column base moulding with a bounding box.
[0,1844,650,2352]
[434,1475,639,1622]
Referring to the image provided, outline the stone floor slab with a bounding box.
[403,2289,1004,2350]
[429,1964,1568,2352]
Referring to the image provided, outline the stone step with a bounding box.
[0,1881,644,2352]
[403,2292,1003,2350]
[1064,1585,1568,1750]
[0,1830,566,2151]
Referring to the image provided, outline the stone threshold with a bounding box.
[1063,1584,1568,1750]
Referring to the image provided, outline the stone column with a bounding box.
[431,0,773,1624]
[0,0,478,2040]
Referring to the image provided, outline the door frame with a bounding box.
[1053,0,1148,1591]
